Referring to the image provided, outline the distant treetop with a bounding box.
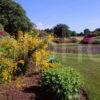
[53,24,70,38]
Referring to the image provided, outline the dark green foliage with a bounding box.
[77,32,84,36]
[84,29,91,35]
[70,31,77,36]
[94,28,100,36]
[0,0,33,35]
[44,28,53,34]
[53,24,70,38]
[41,67,83,100]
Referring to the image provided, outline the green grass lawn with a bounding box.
[55,53,100,100]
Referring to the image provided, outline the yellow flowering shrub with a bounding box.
[0,57,17,82]
[0,30,57,82]
[0,36,18,82]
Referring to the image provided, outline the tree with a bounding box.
[84,29,91,35]
[94,28,100,36]
[77,32,84,36]
[53,24,70,38]
[95,28,100,32]
[70,31,77,36]
[0,0,33,35]
[44,28,53,34]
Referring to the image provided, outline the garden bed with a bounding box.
[0,74,88,100]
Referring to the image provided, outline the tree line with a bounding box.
[44,25,100,38]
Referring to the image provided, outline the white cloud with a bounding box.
[37,22,53,30]
[37,22,45,29]
[38,22,43,26]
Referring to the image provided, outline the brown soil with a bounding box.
[0,74,88,100]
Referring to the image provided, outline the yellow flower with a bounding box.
[2,70,9,81]
[0,31,58,82]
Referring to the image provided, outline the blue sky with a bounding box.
[16,0,100,32]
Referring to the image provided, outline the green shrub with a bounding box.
[48,55,60,63]
[41,67,83,100]
[92,39,100,44]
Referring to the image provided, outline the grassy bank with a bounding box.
[55,53,100,100]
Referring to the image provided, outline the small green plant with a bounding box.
[41,67,83,100]
[48,55,60,63]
